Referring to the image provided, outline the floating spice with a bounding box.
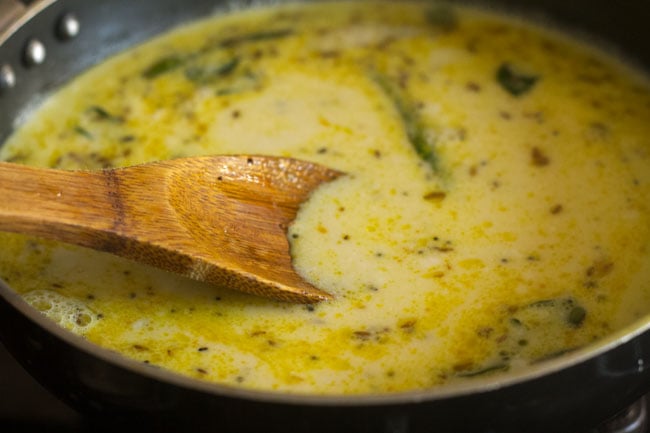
[568,306,587,327]
[496,63,539,96]
[426,5,458,32]
[143,55,185,79]
[219,29,293,48]
[372,72,442,175]
[185,57,240,84]
[73,126,93,139]
[423,191,446,202]
[531,147,550,166]
[456,363,509,378]
[86,106,123,123]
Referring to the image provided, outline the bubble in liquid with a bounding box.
[22,290,98,333]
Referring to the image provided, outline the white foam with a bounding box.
[23,290,98,334]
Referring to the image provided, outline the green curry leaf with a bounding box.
[142,55,185,79]
[496,63,539,96]
[426,4,458,32]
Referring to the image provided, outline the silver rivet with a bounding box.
[24,38,46,67]
[57,13,80,40]
[0,64,16,92]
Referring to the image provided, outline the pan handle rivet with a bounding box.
[0,64,16,91]
[24,39,46,67]
[57,13,80,40]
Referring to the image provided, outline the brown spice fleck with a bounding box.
[586,259,614,278]
[399,319,417,333]
[531,147,550,166]
[319,50,340,58]
[453,361,474,372]
[353,331,372,340]
[250,330,267,337]
[423,191,447,201]
[397,72,409,89]
[523,111,544,123]
[587,122,609,140]
[550,204,563,214]
[477,327,494,338]
[466,81,481,92]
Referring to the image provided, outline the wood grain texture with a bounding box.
[0,156,342,303]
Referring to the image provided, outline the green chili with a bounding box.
[371,72,441,174]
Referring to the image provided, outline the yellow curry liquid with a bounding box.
[1,1,650,394]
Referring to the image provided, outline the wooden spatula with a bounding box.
[0,155,342,303]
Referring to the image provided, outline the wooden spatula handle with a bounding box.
[0,162,119,247]
[0,156,337,302]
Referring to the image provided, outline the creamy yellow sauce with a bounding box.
[2,1,650,394]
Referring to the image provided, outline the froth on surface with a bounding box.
[23,290,98,334]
